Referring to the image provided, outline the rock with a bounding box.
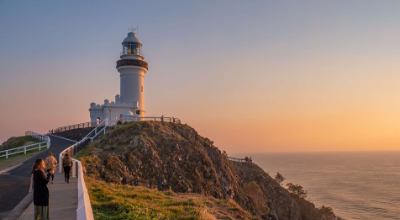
[83,121,327,220]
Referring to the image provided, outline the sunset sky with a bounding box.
[1,1,400,153]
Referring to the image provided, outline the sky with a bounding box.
[1,1,400,153]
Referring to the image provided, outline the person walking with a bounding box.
[32,158,53,220]
[62,153,73,183]
[45,152,57,184]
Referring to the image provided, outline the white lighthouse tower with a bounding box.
[89,30,148,122]
[117,31,148,116]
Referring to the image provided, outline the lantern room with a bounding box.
[122,32,143,56]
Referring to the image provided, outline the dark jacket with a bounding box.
[63,156,73,167]
[33,170,51,206]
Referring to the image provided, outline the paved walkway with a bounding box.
[0,136,76,219]
[17,172,77,220]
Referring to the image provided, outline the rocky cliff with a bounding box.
[80,121,340,220]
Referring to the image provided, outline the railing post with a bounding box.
[6,150,8,159]
[24,146,26,154]
[72,161,76,177]
[59,156,62,173]
[39,143,41,150]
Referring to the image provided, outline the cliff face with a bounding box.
[81,121,338,220]
[233,162,303,220]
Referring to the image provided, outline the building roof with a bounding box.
[122,32,142,45]
[123,110,134,116]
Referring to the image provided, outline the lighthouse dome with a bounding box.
[123,110,134,116]
[122,32,142,45]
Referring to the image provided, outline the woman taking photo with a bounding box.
[32,158,54,220]
[62,153,73,183]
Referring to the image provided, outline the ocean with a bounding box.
[234,151,400,220]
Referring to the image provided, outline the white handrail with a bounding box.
[25,131,51,144]
[0,141,48,159]
[89,118,116,142]
[58,119,108,220]
[84,119,108,139]
[59,140,94,220]
[0,131,53,159]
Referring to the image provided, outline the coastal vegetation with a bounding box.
[274,172,285,186]
[85,176,256,219]
[0,136,45,171]
[0,136,41,151]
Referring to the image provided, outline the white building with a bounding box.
[89,31,148,122]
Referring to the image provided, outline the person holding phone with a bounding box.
[32,158,54,220]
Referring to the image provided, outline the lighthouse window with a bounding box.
[123,42,141,55]
[141,86,143,92]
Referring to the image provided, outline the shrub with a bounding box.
[274,172,285,185]
[320,205,334,215]
[286,182,307,199]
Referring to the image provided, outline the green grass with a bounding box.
[0,142,47,171]
[78,123,257,220]
[85,177,254,220]
[74,143,94,159]
[0,136,42,151]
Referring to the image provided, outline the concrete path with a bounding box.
[17,172,77,220]
[0,136,75,219]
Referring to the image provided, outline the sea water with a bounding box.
[235,151,400,220]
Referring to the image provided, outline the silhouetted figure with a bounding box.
[32,158,53,220]
[161,115,164,122]
[63,153,73,183]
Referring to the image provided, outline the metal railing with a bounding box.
[0,131,51,159]
[83,119,108,139]
[228,157,253,163]
[119,116,181,123]
[50,121,102,134]
[88,118,115,142]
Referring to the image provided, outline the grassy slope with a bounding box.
[77,144,256,220]
[0,136,46,170]
[0,136,42,151]
[86,177,254,220]
[75,121,339,220]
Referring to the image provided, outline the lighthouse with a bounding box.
[89,30,148,122]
